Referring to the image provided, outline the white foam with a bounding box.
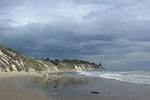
[77,70,150,85]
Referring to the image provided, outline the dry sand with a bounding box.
[0,72,49,100]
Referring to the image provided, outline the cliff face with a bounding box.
[0,45,104,72]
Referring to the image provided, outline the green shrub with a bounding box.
[35,66,42,71]
[27,58,43,71]
[35,58,41,60]
[13,50,20,55]
[66,62,75,68]
[7,48,13,52]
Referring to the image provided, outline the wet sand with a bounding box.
[0,72,49,100]
[34,72,150,100]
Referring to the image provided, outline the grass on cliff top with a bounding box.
[0,45,20,55]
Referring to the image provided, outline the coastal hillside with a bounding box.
[0,45,105,72]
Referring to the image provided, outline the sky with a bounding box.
[0,0,150,70]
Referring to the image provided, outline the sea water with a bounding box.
[77,70,150,85]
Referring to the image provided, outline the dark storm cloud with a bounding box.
[0,0,22,8]
[72,0,140,7]
[0,23,115,57]
[1,0,150,69]
[0,0,22,35]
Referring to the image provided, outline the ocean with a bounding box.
[77,70,150,85]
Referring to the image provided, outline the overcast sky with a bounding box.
[0,0,150,70]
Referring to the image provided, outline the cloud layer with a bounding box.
[1,0,150,69]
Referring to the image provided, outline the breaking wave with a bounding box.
[77,70,150,84]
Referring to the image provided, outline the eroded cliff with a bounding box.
[0,45,105,72]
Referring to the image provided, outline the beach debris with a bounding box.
[91,91,100,94]
[43,75,46,77]
[53,85,59,88]
[51,93,59,96]
[63,83,67,86]
[37,80,39,83]
[45,81,49,84]
[38,71,41,74]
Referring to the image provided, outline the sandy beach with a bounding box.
[1,71,150,100]
[0,72,49,100]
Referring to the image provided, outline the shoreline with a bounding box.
[32,71,150,100]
